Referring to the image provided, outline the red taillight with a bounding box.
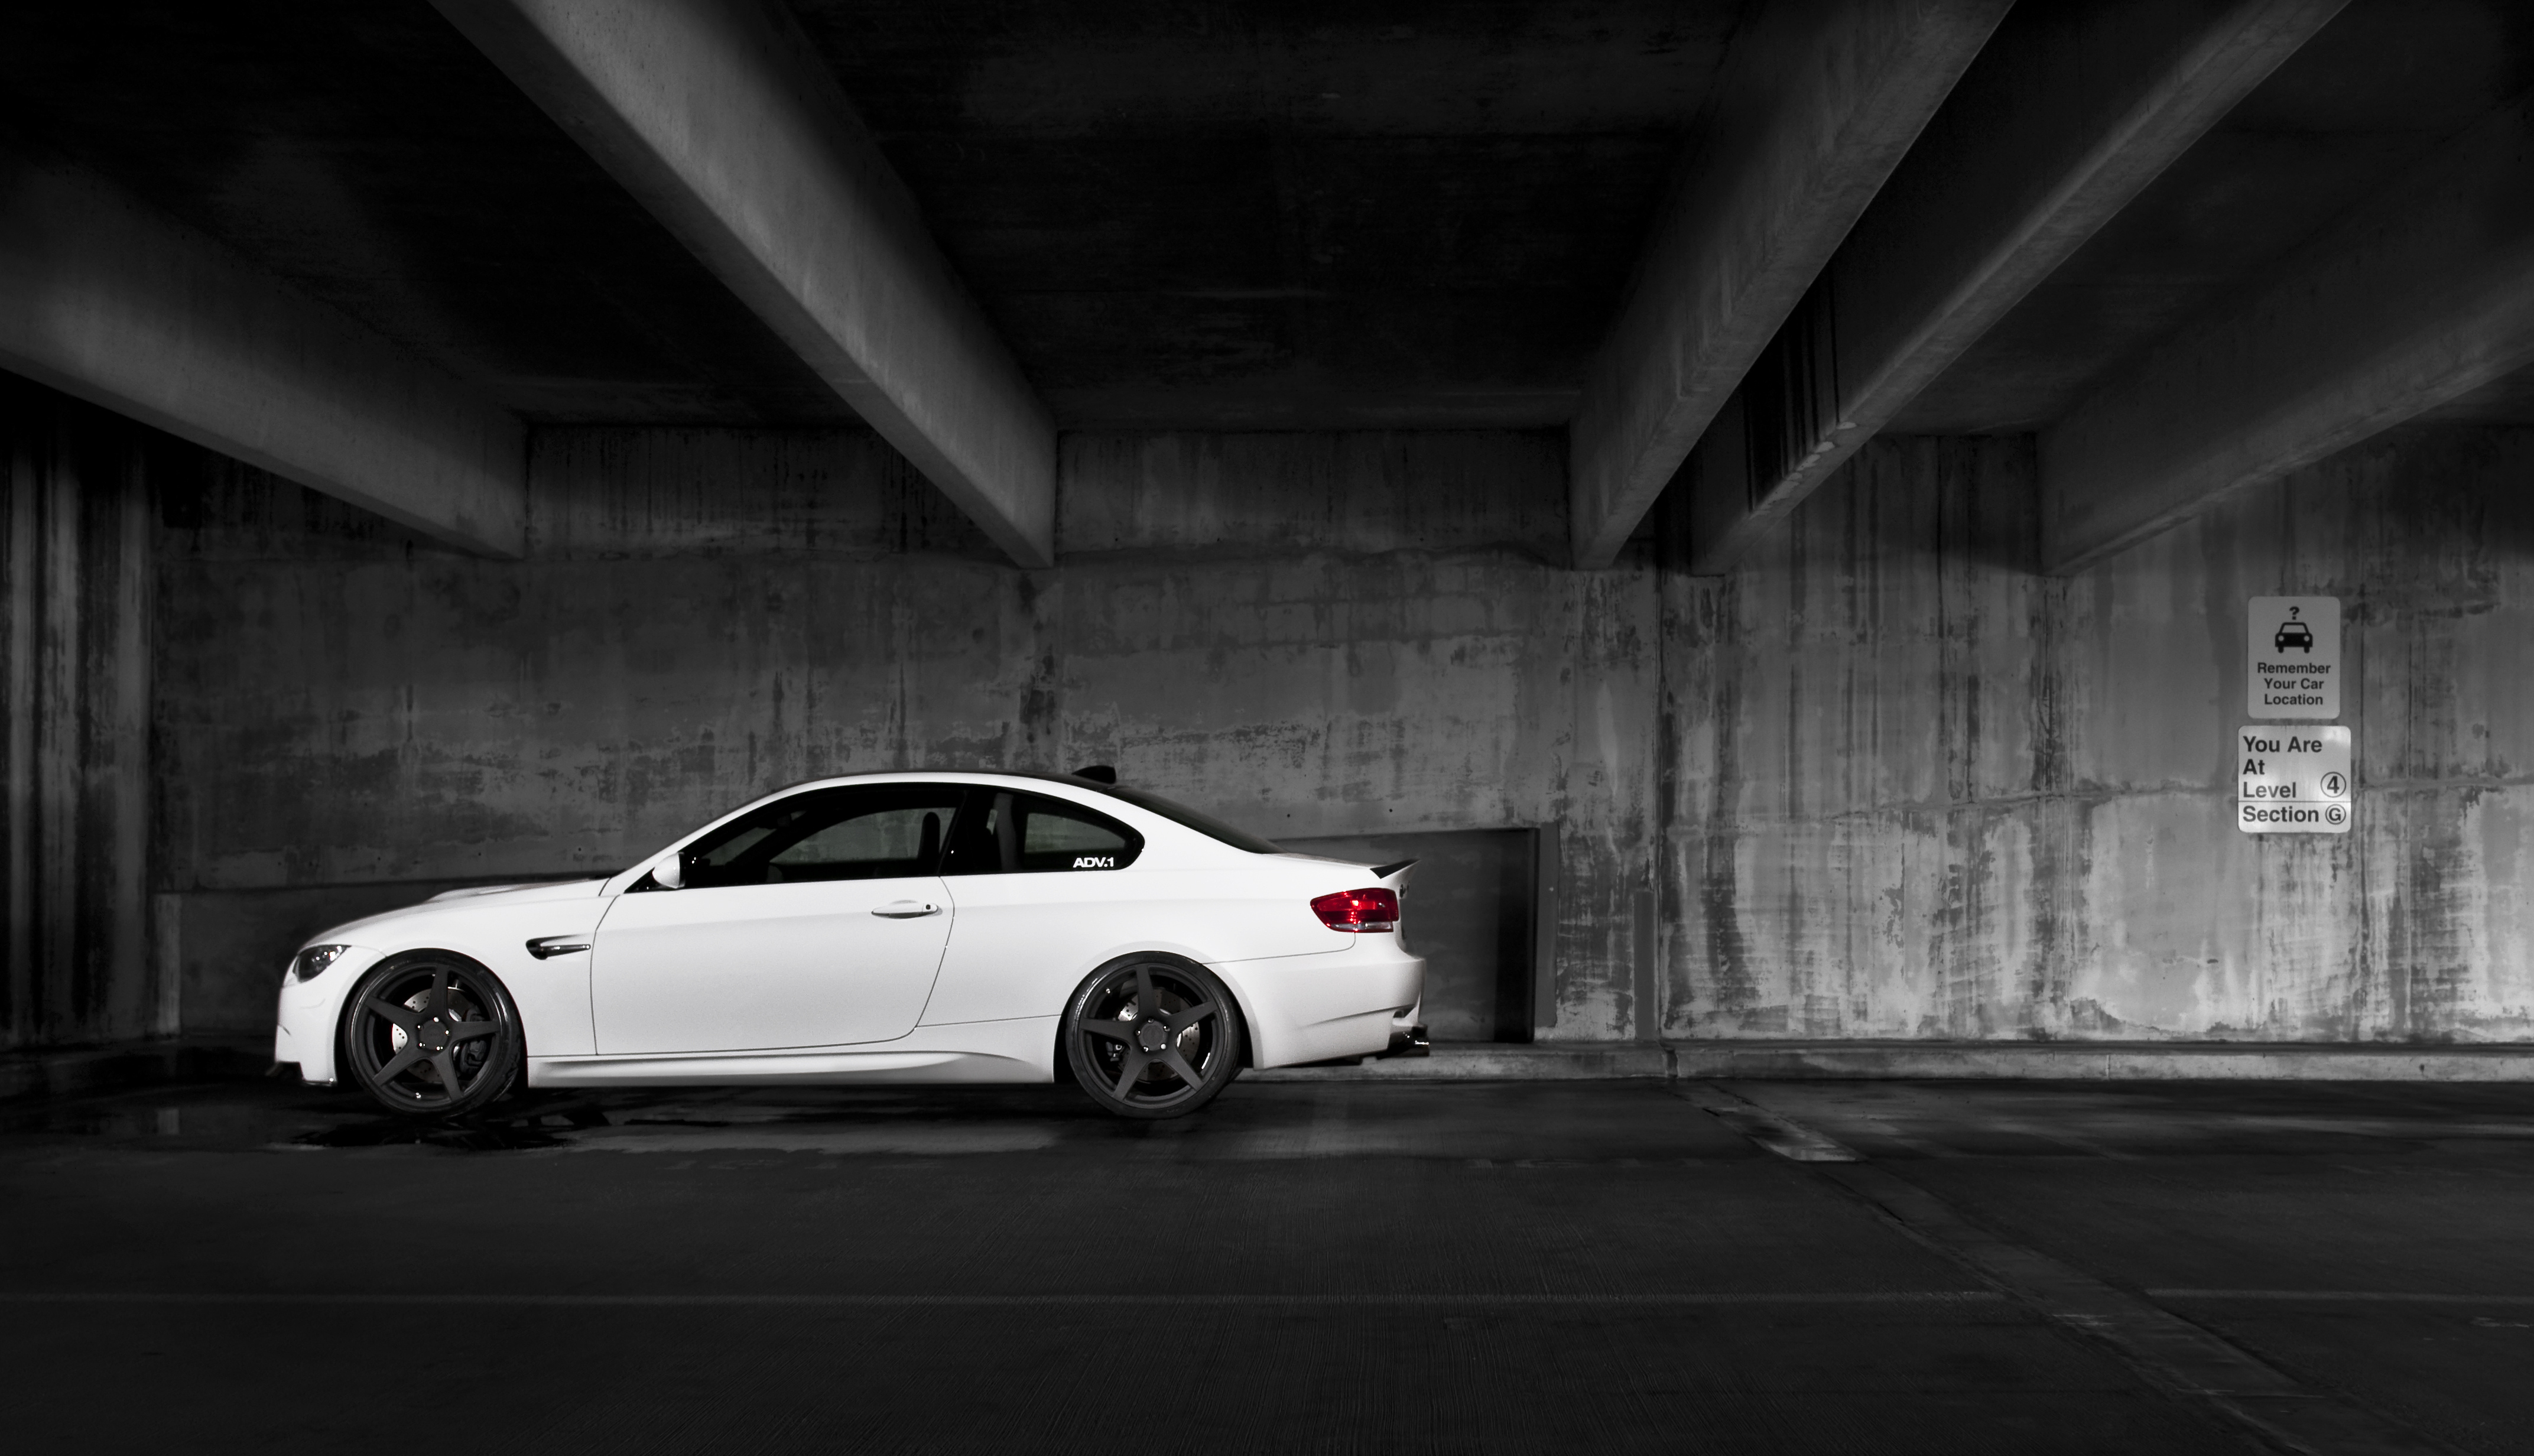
[1311,887,1398,932]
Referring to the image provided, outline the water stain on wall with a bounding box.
[137,421,2534,1047]
[1674,429,2534,1044]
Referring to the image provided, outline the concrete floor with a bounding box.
[3,1076,2529,1454]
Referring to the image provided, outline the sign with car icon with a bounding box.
[2247,596,2339,719]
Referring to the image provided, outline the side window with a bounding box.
[938,791,1142,875]
[680,786,961,888]
[766,804,947,882]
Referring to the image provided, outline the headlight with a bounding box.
[287,945,352,984]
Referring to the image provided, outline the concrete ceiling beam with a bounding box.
[0,144,526,557]
[1679,0,2348,577]
[436,0,1057,568]
[2042,92,2534,573]
[1564,0,2010,570]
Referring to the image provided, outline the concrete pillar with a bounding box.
[1,376,154,1049]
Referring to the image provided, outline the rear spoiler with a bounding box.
[1370,859,1418,881]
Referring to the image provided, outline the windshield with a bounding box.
[1096,783,1281,854]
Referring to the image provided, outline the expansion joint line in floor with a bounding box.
[1676,1082,2460,1456]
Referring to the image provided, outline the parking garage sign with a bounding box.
[2238,725,2351,834]
[2247,596,2340,719]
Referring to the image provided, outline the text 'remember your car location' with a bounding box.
[272,768,1426,1119]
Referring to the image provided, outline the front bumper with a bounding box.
[271,945,385,1087]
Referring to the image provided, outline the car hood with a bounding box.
[425,878,610,904]
[311,877,609,946]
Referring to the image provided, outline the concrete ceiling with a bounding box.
[791,0,1747,428]
[0,1,853,425]
[2418,357,2534,426]
[0,0,1751,433]
[1891,0,2534,433]
[1,0,2528,437]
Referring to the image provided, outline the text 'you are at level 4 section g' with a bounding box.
[2239,725,2350,834]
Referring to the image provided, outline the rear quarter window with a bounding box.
[1013,794,1141,872]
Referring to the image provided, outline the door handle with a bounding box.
[870,901,943,918]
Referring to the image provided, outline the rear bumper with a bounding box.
[1215,942,1424,1068]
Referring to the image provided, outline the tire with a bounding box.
[339,952,523,1117]
[1063,956,1244,1120]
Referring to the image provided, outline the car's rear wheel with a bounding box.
[340,953,522,1117]
[1064,956,1243,1119]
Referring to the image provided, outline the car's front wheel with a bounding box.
[1064,956,1244,1119]
[339,953,522,1117]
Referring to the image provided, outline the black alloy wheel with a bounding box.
[1064,957,1244,1119]
[340,953,522,1117]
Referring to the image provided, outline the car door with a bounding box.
[918,788,1151,1025]
[592,784,963,1054]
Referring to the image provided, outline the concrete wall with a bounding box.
[1671,428,2534,1042]
[1,378,155,1050]
[155,427,1657,1036]
[150,420,2532,1045]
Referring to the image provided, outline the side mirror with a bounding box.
[652,853,685,890]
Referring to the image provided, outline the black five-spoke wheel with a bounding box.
[341,954,522,1117]
[1064,957,1244,1119]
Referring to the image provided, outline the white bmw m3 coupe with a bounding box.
[272,770,1425,1119]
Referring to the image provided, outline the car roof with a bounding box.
[730,770,1188,828]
